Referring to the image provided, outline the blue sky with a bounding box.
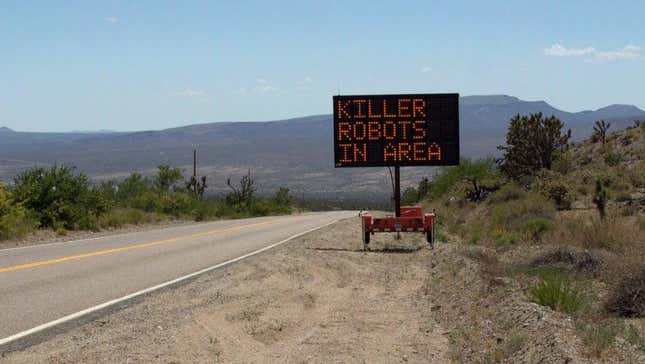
[1,0,644,132]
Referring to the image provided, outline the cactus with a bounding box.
[592,179,608,219]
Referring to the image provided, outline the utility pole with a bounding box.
[193,149,197,179]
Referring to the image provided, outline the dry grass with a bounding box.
[547,213,639,251]
[460,246,507,285]
[576,318,619,358]
[99,208,169,229]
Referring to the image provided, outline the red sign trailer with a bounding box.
[333,93,459,248]
[361,207,436,250]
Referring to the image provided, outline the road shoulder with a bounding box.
[2,217,449,363]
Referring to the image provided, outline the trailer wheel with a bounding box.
[363,229,370,249]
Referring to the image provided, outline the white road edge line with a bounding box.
[0,217,345,347]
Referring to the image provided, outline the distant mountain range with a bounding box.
[1,95,644,198]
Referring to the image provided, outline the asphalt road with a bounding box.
[0,211,354,341]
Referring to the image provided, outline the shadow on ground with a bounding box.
[305,246,427,254]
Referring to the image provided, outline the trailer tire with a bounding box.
[426,229,434,248]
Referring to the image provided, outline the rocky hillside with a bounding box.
[422,122,645,362]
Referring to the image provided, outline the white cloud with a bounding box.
[106,16,118,24]
[595,45,641,61]
[253,78,277,93]
[304,76,313,84]
[420,66,431,73]
[172,89,206,97]
[544,44,595,56]
[255,85,277,93]
[544,43,642,62]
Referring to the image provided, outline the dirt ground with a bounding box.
[4,218,642,363]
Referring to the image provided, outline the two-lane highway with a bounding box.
[0,211,354,344]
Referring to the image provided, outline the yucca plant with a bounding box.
[593,120,611,145]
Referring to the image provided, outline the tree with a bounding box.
[186,176,208,199]
[498,113,571,181]
[226,169,255,211]
[592,120,611,145]
[154,165,184,191]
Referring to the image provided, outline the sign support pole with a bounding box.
[394,166,401,217]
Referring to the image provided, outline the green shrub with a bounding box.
[428,159,498,200]
[95,181,117,208]
[271,187,294,214]
[604,149,622,166]
[542,182,571,210]
[401,187,419,205]
[487,183,526,205]
[491,227,521,246]
[0,182,37,240]
[0,208,36,239]
[117,173,152,203]
[520,217,554,241]
[529,271,587,313]
[10,166,108,230]
[154,165,184,191]
[466,224,484,245]
[533,171,572,210]
[552,149,574,174]
[491,193,556,239]
[158,191,194,216]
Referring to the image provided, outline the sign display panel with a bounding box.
[333,93,460,167]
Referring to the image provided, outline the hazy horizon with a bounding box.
[3,94,644,134]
